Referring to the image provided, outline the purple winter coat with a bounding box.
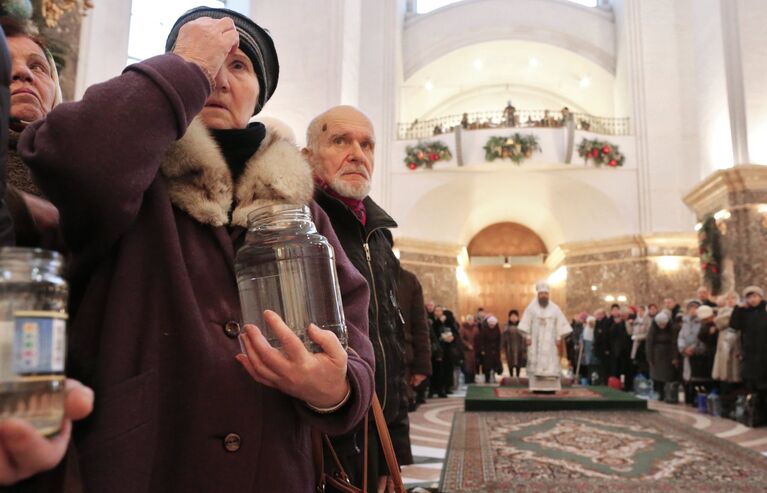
[14,54,375,493]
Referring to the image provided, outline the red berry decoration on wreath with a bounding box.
[404,141,452,170]
[578,138,625,168]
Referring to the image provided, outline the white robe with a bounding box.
[518,299,572,391]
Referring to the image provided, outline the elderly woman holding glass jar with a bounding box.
[10,7,374,492]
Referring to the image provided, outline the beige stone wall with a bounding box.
[396,239,461,311]
[565,257,702,316]
[554,234,702,317]
[399,251,459,310]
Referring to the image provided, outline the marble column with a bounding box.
[684,165,767,295]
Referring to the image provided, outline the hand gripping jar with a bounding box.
[235,204,348,352]
[0,247,68,436]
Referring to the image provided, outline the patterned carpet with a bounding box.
[402,386,767,492]
[494,387,605,399]
[440,411,767,492]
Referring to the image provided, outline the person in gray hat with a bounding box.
[13,7,375,492]
[645,310,678,401]
[677,299,702,405]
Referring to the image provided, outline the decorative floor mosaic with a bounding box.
[440,410,767,492]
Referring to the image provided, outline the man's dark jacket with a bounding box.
[316,190,407,423]
[731,300,767,388]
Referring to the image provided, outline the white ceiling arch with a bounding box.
[403,0,615,80]
[401,39,616,121]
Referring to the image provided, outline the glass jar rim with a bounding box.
[0,247,63,264]
[246,203,311,228]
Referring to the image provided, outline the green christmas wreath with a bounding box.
[404,141,452,170]
[698,215,723,294]
[483,134,541,164]
[578,138,625,167]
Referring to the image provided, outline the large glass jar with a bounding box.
[235,204,348,352]
[0,247,68,436]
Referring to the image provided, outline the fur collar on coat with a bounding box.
[160,117,314,227]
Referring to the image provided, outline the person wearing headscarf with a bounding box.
[1,15,62,249]
[14,8,374,492]
[501,309,526,379]
[646,311,678,401]
[711,307,741,416]
[678,299,704,404]
[477,315,502,383]
[459,314,480,384]
[730,286,767,424]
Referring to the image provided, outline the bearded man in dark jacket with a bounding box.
[305,105,409,492]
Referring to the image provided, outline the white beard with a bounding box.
[330,178,371,200]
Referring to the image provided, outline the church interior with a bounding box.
[3,0,767,492]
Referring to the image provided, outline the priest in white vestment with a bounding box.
[519,282,572,392]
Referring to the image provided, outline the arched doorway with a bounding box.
[458,222,550,321]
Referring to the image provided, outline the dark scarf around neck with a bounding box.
[210,122,267,182]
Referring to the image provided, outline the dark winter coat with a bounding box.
[315,189,406,425]
[593,316,611,361]
[397,267,432,377]
[477,322,503,373]
[459,322,480,373]
[501,323,526,368]
[645,321,678,382]
[432,316,461,365]
[4,129,62,250]
[0,32,13,245]
[608,319,631,358]
[15,54,375,493]
[315,189,412,468]
[731,301,767,388]
[695,321,718,380]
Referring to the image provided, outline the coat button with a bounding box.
[224,321,241,339]
[223,433,241,452]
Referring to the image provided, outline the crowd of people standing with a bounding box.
[419,284,767,429]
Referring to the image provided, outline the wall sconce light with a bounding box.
[456,265,469,287]
[712,209,730,235]
[656,256,681,272]
[617,295,628,303]
[713,209,731,221]
[604,295,615,303]
[591,285,598,292]
[757,204,767,228]
[547,266,568,286]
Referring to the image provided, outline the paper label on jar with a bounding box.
[0,321,14,381]
[13,312,67,375]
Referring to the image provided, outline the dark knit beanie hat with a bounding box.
[165,7,279,115]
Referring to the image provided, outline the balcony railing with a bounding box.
[397,109,630,140]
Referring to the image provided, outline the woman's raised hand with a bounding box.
[172,17,239,85]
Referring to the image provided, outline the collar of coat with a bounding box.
[159,117,314,228]
[315,188,398,234]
